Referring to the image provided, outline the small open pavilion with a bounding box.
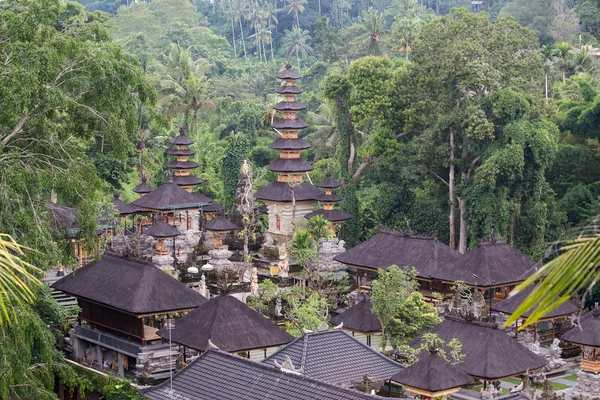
[389,352,473,399]
[156,295,294,359]
[330,299,382,346]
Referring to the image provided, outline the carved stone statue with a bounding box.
[275,295,283,317]
[537,379,565,400]
[250,267,259,296]
[544,339,566,371]
[278,243,289,278]
[199,273,209,299]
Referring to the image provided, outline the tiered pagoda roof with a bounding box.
[51,254,206,315]
[132,177,154,196]
[330,299,381,334]
[157,295,294,352]
[493,285,579,320]
[264,328,402,387]
[306,177,352,223]
[112,191,140,215]
[434,238,539,287]
[255,64,323,203]
[132,180,210,211]
[167,127,203,190]
[334,228,461,280]
[140,350,379,400]
[144,221,180,238]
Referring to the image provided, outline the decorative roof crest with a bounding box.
[274,356,304,375]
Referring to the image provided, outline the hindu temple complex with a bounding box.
[44,64,589,400]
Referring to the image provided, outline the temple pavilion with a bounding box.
[255,65,324,271]
[264,327,403,388]
[389,352,473,399]
[305,176,352,235]
[408,314,547,382]
[562,307,600,398]
[140,350,379,400]
[330,298,382,346]
[51,253,206,381]
[156,295,294,359]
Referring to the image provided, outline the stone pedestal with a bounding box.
[572,370,600,399]
[308,237,347,276]
[208,248,233,273]
[263,201,315,247]
[152,253,176,275]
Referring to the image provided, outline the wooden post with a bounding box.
[388,380,392,397]
[552,319,556,340]
[534,323,537,343]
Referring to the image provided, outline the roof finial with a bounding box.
[208,339,220,350]
[274,356,304,375]
[285,63,292,70]
[50,189,57,204]
[141,175,148,184]
[113,190,121,200]
[489,229,496,244]
[178,125,186,136]
[165,170,174,184]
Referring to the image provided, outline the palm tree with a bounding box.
[0,234,42,327]
[221,0,238,59]
[390,4,424,59]
[284,0,307,28]
[555,42,574,83]
[572,46,598,75]
[232,0,249,63]
[540,44,556,103]
[357,8,386,56]
[282,26,313,72]
[263,1,279,60]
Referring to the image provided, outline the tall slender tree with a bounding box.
[282,26,313,72]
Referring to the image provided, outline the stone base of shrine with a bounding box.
[572,369,600,399]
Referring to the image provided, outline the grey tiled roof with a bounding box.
[263,329,403,387]
[140,350,380,400]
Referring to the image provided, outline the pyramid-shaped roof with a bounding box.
[493,285,579,319]
[562,308,600,347]
[157,295,294,352]
[133,181,209,211]
[330,299,381,333]
[144,221,180,238]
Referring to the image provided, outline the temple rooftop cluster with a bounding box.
[45,64,597,400]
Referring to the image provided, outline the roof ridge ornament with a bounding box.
[333,322,343,330]
[274,355,304,375]
[489,229,496,244]
[208,339,219,350]
[318,321,329,331]
[178,125,187,136]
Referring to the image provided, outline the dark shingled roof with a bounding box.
[277,65,302,80]
[408,317,547,380]
[493,286,579,319]
[264,329,403,387]
[192,192,214,204]
[257,204,268,214]
[334,229,461,280]
[204,217,238,232]
[144,221,180,238]
[133,182,208,211]
[140,350,379,400]
[271,118,309,130]
[166,160,199,170]
[157,295,294,352]
[330,299,381,333]
[317,177,342,189]
[274,101,306,111]
[434,240,539,286]
[255,181,323,202]
[317,193,344,202]
[51,254,206,315]
[277,85,303,95]
[112,197,140,215]
[167,148,195,156]
[203,201,226,213]
[562,308,600,347]
[170,133,194,146]
[390,352,473,393]
[133,180,154,194]
[269,137,311,150]
[267,157,314,173]
[305,208,352,222]
[46,201,79,238]
[171,175,203,186]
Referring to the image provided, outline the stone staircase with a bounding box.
[43,271,78,307]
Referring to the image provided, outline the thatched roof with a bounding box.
[169,131,194,146]
[166,160,199,170]
[133,179,154,194]
[51,254,206,315]
[255,181,323,203]
[203,201,226,213]
[157,295,294,352]
[407,316,547,380]
[204,217,238,232]
[276,85,303,95]
[562,308,600,347]
[167,148,195,156]
[334,229,461,279]
[170,175,203,186]
[390,352,473,393]
[305,208,352,222]
[112,195,140,215]
[264,329,402,387]
[317,177,342,189]
[144,221,180,238]
[140,350,379,400]
[269,137,311,150]
[434,240,539,286]
[271,118,308,130]
[133,182,209,211]
[276,65,301,80]
[493,286,579,319]
[267,157,314,173]
[274,101,306,111]
[46,201,80,238]
[330,299,381,333]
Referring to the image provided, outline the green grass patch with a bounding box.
[544,381,570,391]
[505,378,521,385]
[563,374,578,382]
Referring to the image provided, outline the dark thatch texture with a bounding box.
[277,66,301,80]
[317,177,342,189]
[192,192,214,204]
[170,133,194,145]
[271,118,308,130]
[269,137,311,150]
[167,148,196,156]
[133,182,209,211]
[157,295,294,352]
[203,201,226,213]
[493,286,579,319]
[46,201,79,238]
[330,299,381,333]
[140,350,379,400]
[562,308,600,347]
[204,217,238,232]
[407,317,547,380]
[112,198,140,215]
[166,160,199,170]
[133,181,154,194]
[305,209,352,222]
[390,353,473,392]
[257,204,268,214]
[276,85,303,94]
[171,175,203,186]
[264,329,403,387]
[144,221,180,238]
[274,101,306,111]
[334,229,461,279]
[51,254,206,315]
[255,181,323,202]
[267,157,313,173]
[434,240,539,286]
[317,193,343,202]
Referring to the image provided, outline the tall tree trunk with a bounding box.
[545,71,548,103]
[268,20,275,60]
[436,0,439,15]
[295,11,300,28]
[296,47,300,72]
[229,4,238,59]
[194,109,199,163]
[239,18,248,63]
[318,0,321,14]
[449,130,456,249]
[458,134,469,254]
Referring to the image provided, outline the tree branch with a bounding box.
[427,167,449,187]
[466,156,481,179]
[348,140,355,175]
[351,157,372,182]
[2,113,30,147]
